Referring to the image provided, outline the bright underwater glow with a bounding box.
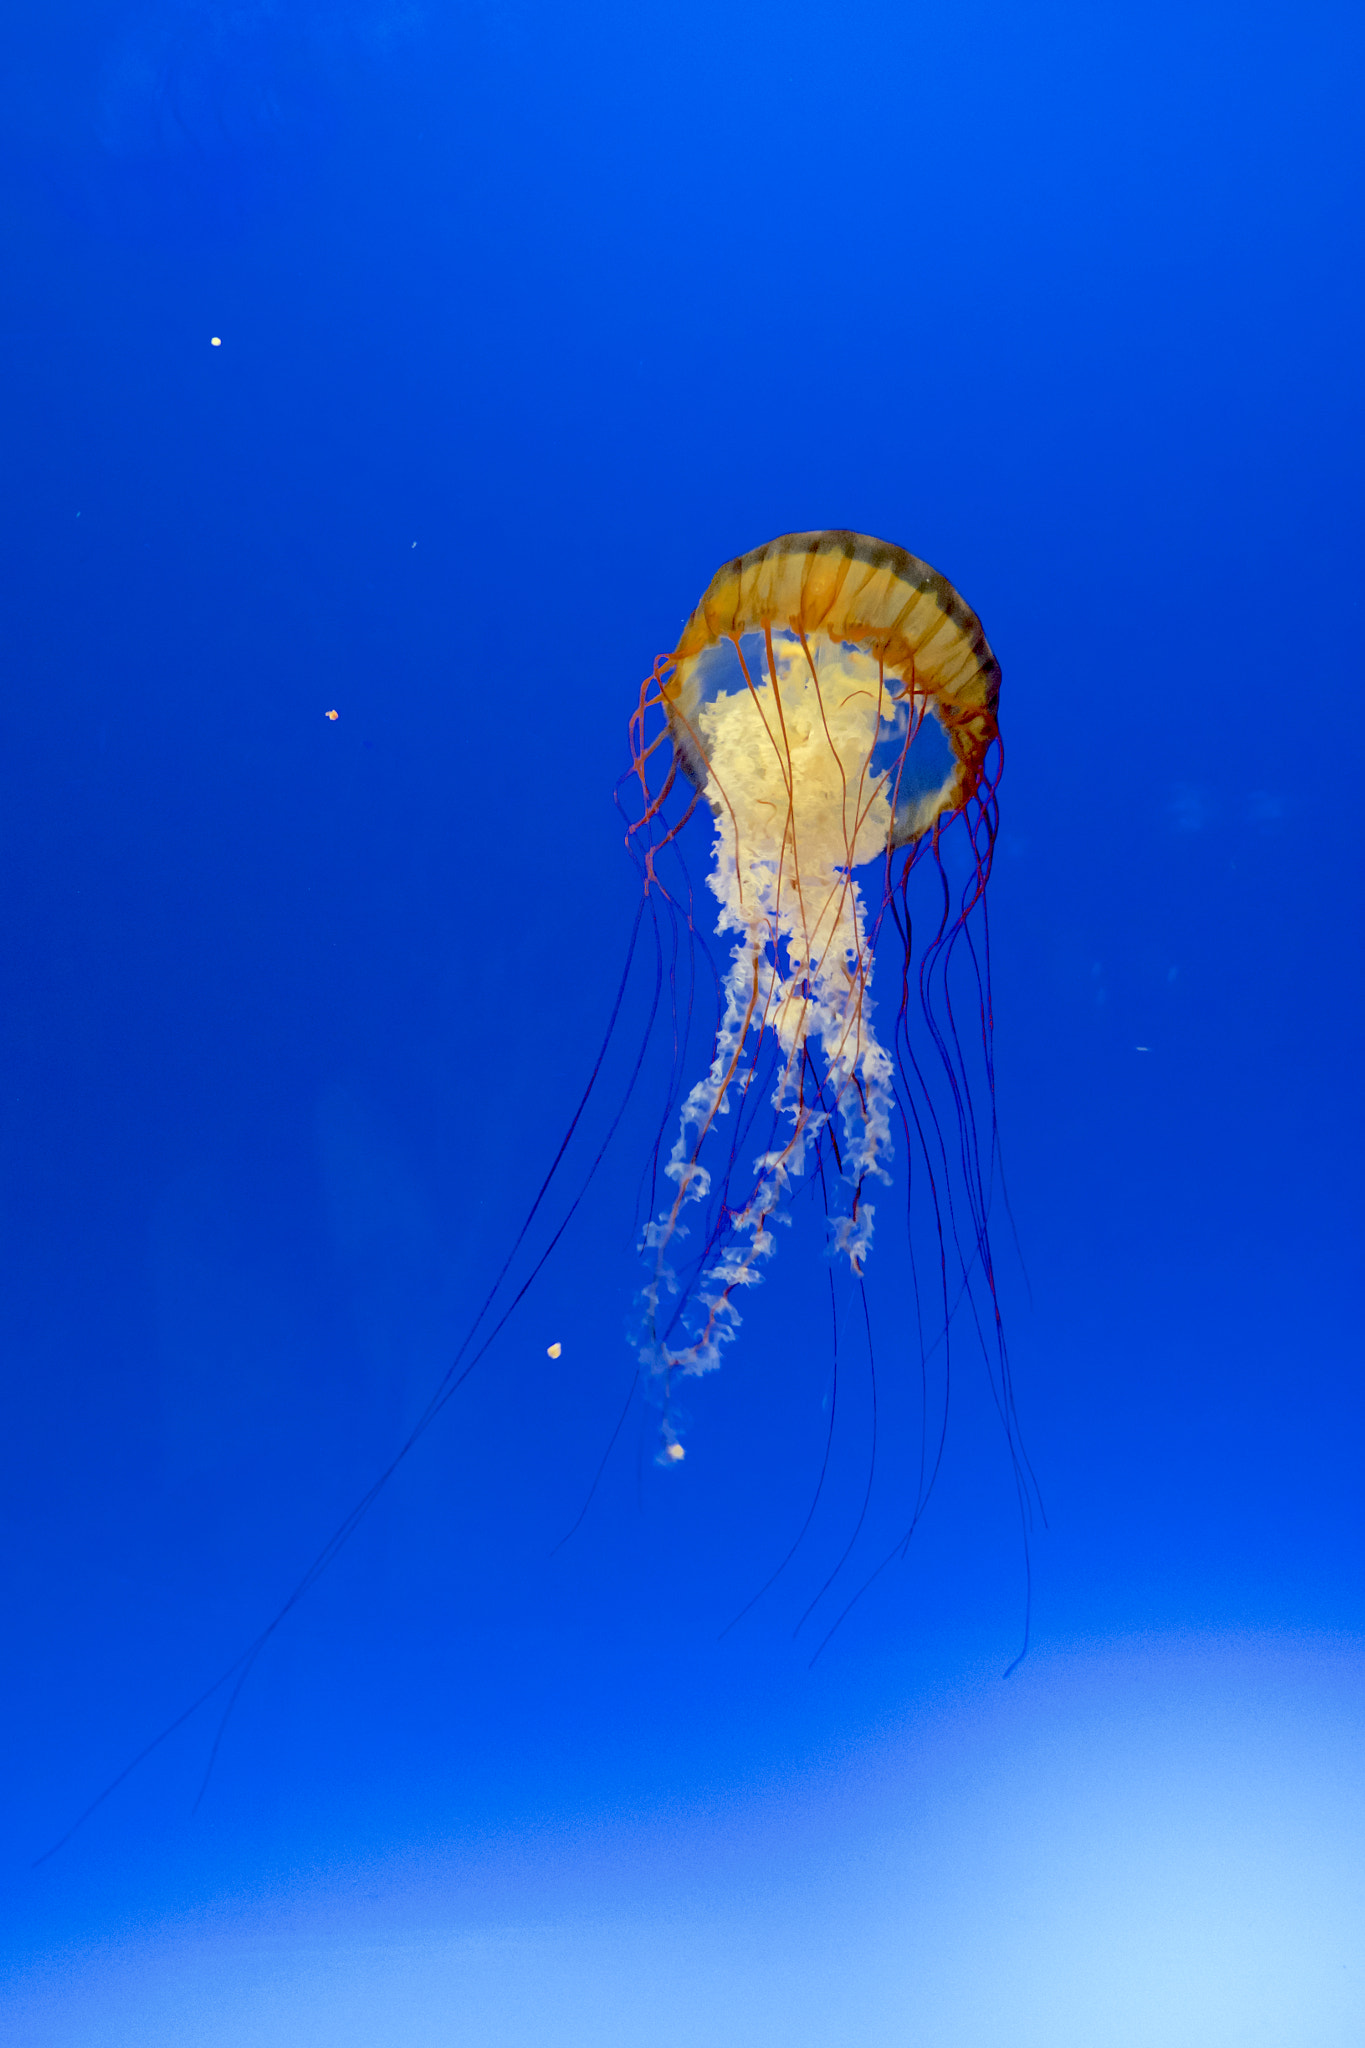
[8,1634,1362,2048]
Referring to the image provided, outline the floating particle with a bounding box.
[325,709,339,721]
[210,336,221,347]
[546,1341,562,1360]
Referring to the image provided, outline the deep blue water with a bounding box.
[2,2,1363,2041]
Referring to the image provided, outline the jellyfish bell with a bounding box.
[663,531,998,839]
[631,531,1001,1441]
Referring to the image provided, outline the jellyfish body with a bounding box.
[41,532,1014,1860]
[629,532,1001,1445]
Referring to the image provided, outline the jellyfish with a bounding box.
[41,529,1018,1858]
[624,531,1004,1461]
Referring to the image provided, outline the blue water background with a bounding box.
[1,2,1363,2040]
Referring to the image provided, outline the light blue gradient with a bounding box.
[8,1636,1363,2046]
